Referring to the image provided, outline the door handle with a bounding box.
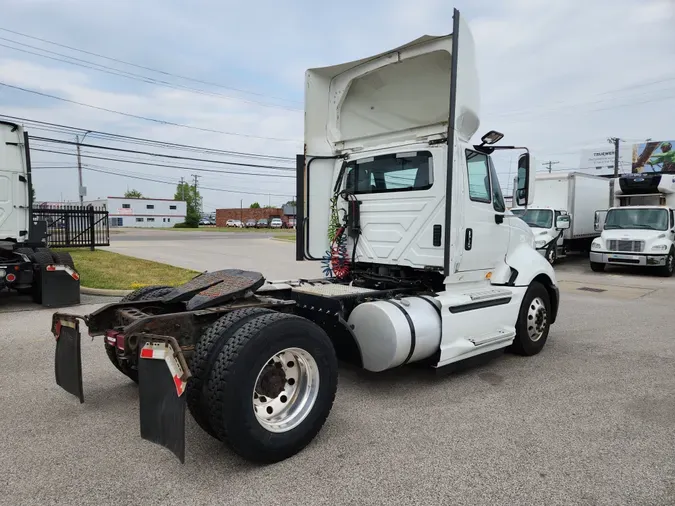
[495,214,504,224]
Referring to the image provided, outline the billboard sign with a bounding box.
[579,145,632,176]
[632,140,675,173]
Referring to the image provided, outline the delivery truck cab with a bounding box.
[510,206,570,264]
[511,172,609,265]
[590,172,675,276]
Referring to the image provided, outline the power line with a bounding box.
[0,82,301,143]
[29,146,297,178]
[81,164,294,197]
[0,115,295,160]
[0,26,301,106]
[29,136,295,171]
[0,38,301,112]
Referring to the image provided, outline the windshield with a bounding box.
[604,208,669,230]
[512,209,553,229]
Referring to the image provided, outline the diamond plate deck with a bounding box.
[161,269,265,308]
[291,283,379,297]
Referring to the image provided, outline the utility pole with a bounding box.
[542,160,559,173]
[240,199,243,223]
[192,174,201,215]
[608,137,621,205]
[75,131,91,205]
[76,135,83,205]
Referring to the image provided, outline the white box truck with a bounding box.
[590,172,675,276]
[511,172,610,264]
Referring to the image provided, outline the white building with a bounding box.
[86,197,187,228]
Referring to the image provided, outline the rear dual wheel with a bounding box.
[189,310,338,463]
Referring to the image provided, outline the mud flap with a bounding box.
[54,317,84,403]
[137,338,191,463]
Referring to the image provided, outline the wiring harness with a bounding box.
[321,195,351,279]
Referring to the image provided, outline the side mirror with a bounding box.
[594,210,607,232]
[556,215,571,229]
[515,153,536,206]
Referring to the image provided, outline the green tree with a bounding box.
[30,186,36,204]
[285,200,296,206]
[175,181,201,228]
[124,189,143,198]
[250,202,261,209]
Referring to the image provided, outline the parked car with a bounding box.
[199,218,212,225]
[256,218,269,228]
[245,219,257,228]
[231,219,243,228]
[225,219,243,228]
[283,218,296,229]
[269,218,283,229]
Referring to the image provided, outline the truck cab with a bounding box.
[296,9,559,369]
[510,206,569,264]
[590,173,675,275]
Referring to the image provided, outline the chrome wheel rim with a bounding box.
[252,347,320,433]
[527,297,547,342]
[668,254,674,273]
[547,248,556,264]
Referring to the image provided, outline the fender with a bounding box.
[501,242,559,324]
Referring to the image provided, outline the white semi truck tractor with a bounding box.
[590,172,675,276]
[50,8,560,464]
[511,172,609,264]
[0,121,80,306]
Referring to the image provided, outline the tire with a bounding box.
[34,247,56,262]
[104,285,173,382]
[52,252,75,269]
[14,247,34,256]
[657,249,675,277]
[29,250,54,266]
[590,261,605,272]
[546,246,557,266]
[509,281,551,356]
[119,284,173,303]
[206,312,338,463]
[186,307,276,440]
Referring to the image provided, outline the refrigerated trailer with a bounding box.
[511,172,610,264]
[50,9,560,465]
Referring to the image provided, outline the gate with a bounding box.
[32,205,109,250]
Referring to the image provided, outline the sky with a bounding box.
[1,0,674,211]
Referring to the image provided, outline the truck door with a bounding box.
[0,123,29,241]
[456,149,510,272]
[342,148,447,269]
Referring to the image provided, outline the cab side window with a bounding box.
[466,150,491,203]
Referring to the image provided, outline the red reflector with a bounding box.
[140,348,154,359]
[116,334,125,351]
[5,273,16,282]
[71,272,80,281]
[14,265,19,271]
[46,265,56,271]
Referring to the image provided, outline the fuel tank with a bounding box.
[347,295,442,372]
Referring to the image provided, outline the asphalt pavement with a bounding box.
[0,238,674,505]
[104,228,321,280]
